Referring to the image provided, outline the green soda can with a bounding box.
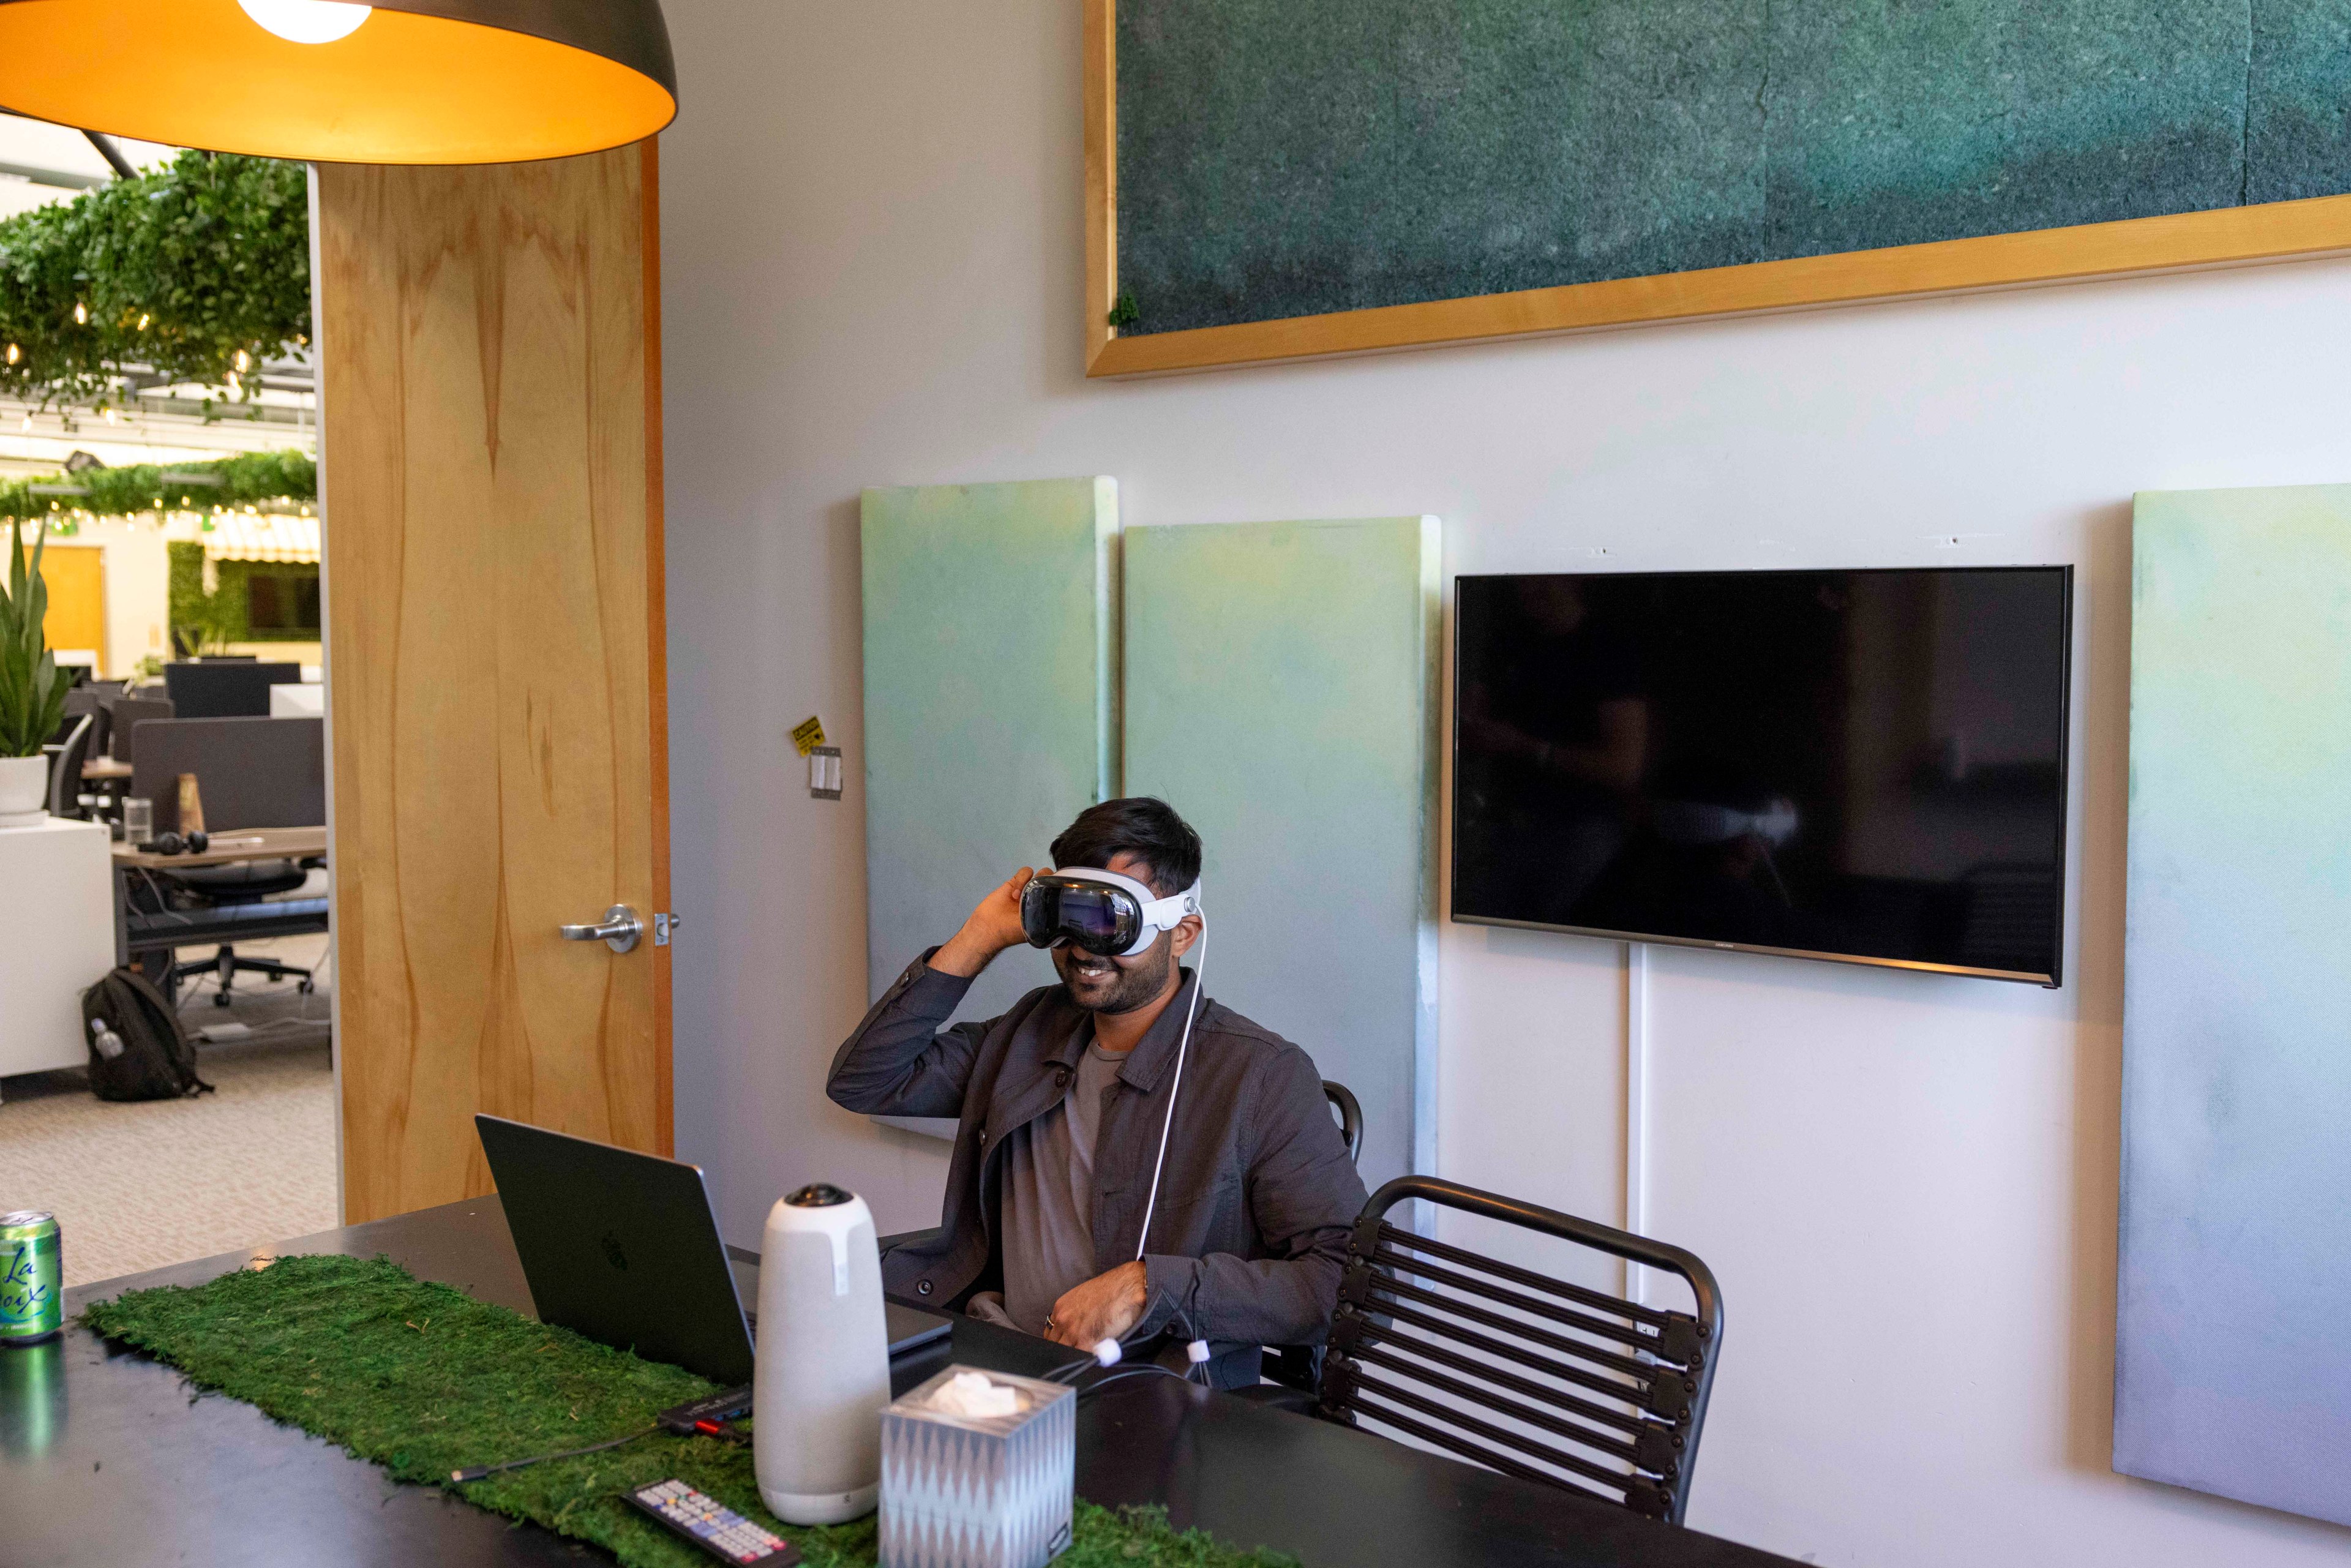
[0,1212,62,1346]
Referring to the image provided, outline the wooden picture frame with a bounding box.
[1084,0,2351,379]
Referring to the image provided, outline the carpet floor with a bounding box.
[0,934,337,1287]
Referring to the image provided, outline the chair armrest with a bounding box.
[1260,1342,1323,1392]
[877,1226,945,1256]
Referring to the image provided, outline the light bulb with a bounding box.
[73,302,87,324]
[137,313,150,331]
[4,343,17,364]
[238,0,372,44]
[234,349,250,372]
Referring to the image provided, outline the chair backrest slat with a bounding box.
[1366,1272,1662,1383]
[1349,1371,1661,1499]
[1377,1222,1684,1332]
[1348,1318,1652,1441]
[1365,1295,1665,1412]
[1349,1341,1644,1465]
[1370,1241,1654,1352]
[1342,1391,1632,1509]
[1319,1176,1723,1526]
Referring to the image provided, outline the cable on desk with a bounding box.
[1041,1289,1206,1385]
[449,1424,658,1484]
[1073,1365,1193,1403]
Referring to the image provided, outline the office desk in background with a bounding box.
[78,756,133,816]
[0,819,114,1080]
[6,1198,1803,1568]
[111,826,332,971]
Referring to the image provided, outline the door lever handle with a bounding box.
[560,904,644,955]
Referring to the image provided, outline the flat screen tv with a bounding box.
[1453,566,2073,985]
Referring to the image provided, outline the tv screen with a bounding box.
[1453,567,2072,985]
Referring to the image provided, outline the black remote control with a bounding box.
[624,1479,799,1567]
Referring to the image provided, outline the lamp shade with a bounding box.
[0,0,676,164]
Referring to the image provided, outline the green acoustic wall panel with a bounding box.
[861,479,1119,1024]
[1123,517,1441,1191]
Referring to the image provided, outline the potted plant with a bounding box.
[0,520,70,827]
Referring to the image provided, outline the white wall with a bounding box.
[656,2,2351,1562]
[92,519,170,678]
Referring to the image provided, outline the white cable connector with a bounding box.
[1091,1338,1123,1368]
[1185,1340,1210,1365]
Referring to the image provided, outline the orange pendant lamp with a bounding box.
[0,0,675,164]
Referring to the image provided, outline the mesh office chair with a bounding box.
[1310,1176,1723,1524]
[162,860,320,1004]
[44,714,95,819]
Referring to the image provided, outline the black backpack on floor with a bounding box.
[80,968,214,1101]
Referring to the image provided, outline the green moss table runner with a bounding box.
[82,1255,1291,1568]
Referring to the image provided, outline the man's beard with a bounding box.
[1052,936,1175,1015]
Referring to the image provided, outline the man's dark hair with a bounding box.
[1051,797,1202,897]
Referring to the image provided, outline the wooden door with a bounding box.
[315,144,670,1223]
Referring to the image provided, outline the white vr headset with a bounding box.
[1020,866,1202,958]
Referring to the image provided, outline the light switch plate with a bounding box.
[808,746,843,800]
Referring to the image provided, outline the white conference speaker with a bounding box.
[754,1182,893,1524]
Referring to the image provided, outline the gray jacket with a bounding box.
[827,952,1368,1387]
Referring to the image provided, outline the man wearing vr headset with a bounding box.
[827,797,1367,1387]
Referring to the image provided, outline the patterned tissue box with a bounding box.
[879,1365,1076,1568]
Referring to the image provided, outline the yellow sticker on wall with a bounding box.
[790,716,828,757]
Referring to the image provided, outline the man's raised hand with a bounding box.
[928,867,1036,978]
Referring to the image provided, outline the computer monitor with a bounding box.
[163,661,301,718]
[132,716,325,834]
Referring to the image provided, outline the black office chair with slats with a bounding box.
[1249,1079,1366,1393]
[1321,1078,1362,1165]
[1311,1175,1723,1525]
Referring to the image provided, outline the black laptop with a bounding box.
[475,1114,952,1386]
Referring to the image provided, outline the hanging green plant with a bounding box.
[0,448,315,523]
[0,150,309,414]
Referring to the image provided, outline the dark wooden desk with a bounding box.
[0,1200,1799,1568]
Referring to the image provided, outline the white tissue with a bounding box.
[927,1370,1024,1419]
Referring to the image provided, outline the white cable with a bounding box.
[1133,919,1207,1264]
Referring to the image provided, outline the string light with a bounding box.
[73,302,87,324]
[137,313,151,331]
[4,343,17,364]
[234,349,252,373]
